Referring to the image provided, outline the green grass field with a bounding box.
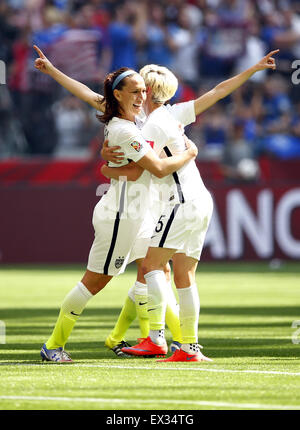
[0,262,300,410]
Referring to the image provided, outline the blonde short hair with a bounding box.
[139,64,178,104]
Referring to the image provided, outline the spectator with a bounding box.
[221,118,260,183]
[199,0,251,79]
[0,0,299,161]
[234,18,267,83]
[198,104,230,160]
[52,95,96,158]
[108,0,145,71]
[261,75,292,132]
[169,3,202,87]
[49,6,105,85]
[143,2,175,67]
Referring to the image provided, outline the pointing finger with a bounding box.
[266,49,280,58]
[33,45,46,59]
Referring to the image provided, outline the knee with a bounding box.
[173,273,184,288]
[174,273,194,289]
[81,271,111,295]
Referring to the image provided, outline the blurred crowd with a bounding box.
[1,0,300,182]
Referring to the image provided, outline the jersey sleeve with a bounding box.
[166,100,196,126]
[118,129,151,163]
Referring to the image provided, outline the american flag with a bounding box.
[49,28,101,83]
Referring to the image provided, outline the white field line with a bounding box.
[73,363,300,376]
[0,395,300,410]
[1,362,300,376]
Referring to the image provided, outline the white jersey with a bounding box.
[88,116,153,275]
[101,117,152,214]
[141,100,208,204]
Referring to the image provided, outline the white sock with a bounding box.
[134,281,148,302]
[149,329,165,344]
[134,281,148,313]
[127,285,135,302]
[134,281,149,330]
[181,343,201,354]
[61,281,93,318]
[177,284,200,344]
[144,270,167,344]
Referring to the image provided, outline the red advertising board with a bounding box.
[0,184,299,263]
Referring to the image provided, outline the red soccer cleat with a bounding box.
[121,336,168,357]
[157,348,212,362]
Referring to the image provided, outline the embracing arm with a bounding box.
[194,50,279,116]
[33,45,105,112]
[137,139,197,178]
[101,137,197,179]
[101,162,144,181]
[100,140,144,181]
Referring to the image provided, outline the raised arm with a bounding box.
[33,45,105,112]
[194,50,279,116]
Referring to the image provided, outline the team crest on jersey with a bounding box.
[131,141,141,152]
[115,256,125,269]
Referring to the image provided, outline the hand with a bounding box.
[33,45,54,75]
[254,50,279,72]
[101,139,125,164]
[184,135,198,158]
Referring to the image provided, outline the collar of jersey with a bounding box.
[111,116,136,125]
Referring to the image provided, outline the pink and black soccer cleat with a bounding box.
[121,336,168,358]
[157,348,212,362]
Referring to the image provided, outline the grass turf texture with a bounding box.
[0,262,299,410]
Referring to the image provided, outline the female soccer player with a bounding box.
[33,46,197,362]
[103,52,279,362]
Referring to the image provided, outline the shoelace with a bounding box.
[118,341,131,348]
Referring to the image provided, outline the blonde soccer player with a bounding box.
[118,51,279,362]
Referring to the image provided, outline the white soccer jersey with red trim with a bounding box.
[141,100,208,204]
[101,117,153,212]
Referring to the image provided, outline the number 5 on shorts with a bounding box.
[155,215,166,233]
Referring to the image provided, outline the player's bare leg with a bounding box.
[81,270,112,295]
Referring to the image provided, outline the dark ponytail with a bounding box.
[97,67,136,124]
